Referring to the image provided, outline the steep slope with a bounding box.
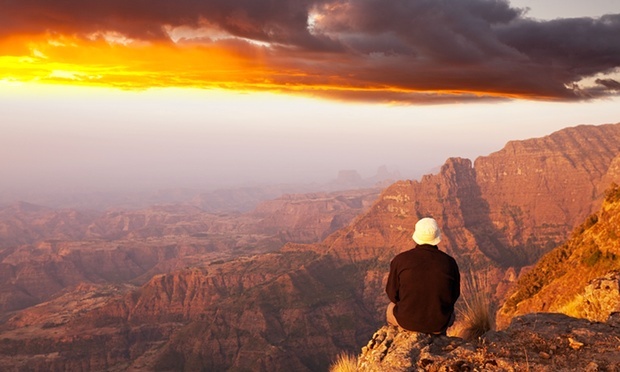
[497,183,620,327]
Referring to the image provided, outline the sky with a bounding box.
[1,0,619,202]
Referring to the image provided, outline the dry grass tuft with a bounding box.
[329,352,358,372]
[451,270,496,341]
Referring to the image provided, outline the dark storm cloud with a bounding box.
[2,0,619,102]
[596,78,620,90]
[313,0,524,62]
[0,0,336,49]
[308,0,620,100]
[496,14,620,78]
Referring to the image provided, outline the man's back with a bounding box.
[386,244,460,333]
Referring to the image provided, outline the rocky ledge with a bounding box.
[358,313,620,371]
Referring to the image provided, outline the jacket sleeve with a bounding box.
[385,258,400,303]
[451,259,461,304]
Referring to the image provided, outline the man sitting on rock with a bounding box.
[386,217,460,335]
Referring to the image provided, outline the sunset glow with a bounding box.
[1,0,619,204]
[0,32,555,101]
[1,0,619,102]
[0,34,269,90]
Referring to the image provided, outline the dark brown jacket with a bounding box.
[386,244,460,333]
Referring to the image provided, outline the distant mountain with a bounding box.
[0,188,380,315]
[1,122,620,371]
[0,166,399,212]
[192,166,401,213]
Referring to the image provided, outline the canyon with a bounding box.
[1,123,620,371]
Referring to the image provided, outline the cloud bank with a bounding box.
[1,0,619,102]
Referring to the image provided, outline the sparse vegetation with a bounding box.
[558,293,609,322]
[503,227,586,312]
[604,182,620,203]
[451,270,496,341]
[329,352,358,372]
[582,244,602,267]
[501,182,620,323]
[557,270,620,323]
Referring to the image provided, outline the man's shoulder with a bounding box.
[393,247,416,259]
[395,245,458,264]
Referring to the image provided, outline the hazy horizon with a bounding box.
[1,0,619,206]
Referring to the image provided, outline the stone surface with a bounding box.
[358,313,620,371]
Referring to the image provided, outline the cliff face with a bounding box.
[329,123,620,268]
[475,124,620,263]
[0,252,373,371]
[497,184,620,327]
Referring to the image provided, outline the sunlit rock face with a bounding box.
[498,184,620,327]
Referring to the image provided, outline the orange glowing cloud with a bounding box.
[0,33,268,90]
[1,0,619,103]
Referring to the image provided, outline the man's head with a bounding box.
[412,217,442,245]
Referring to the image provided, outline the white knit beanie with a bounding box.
[412,217,442,245]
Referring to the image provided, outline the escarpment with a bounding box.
[497,183,620,327]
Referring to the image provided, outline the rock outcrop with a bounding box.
[357,313,620,371]
[580,271,620,322]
